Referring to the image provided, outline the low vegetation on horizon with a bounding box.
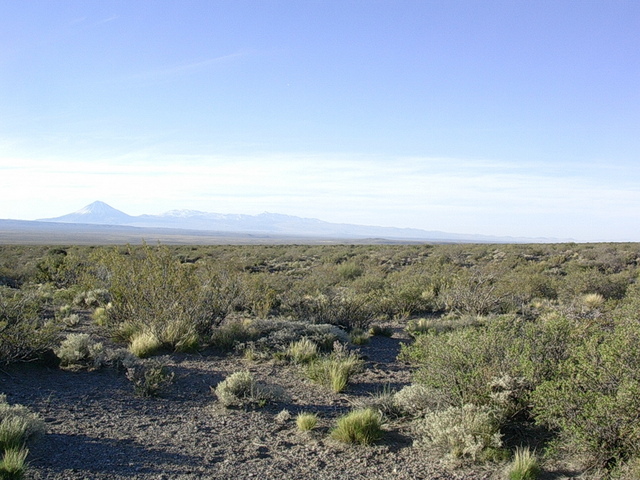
[2,241,640,478]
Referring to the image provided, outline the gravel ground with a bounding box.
[1,327,495,480]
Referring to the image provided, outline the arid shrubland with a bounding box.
[88,244,222,352]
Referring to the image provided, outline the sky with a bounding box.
[1,1,639,242]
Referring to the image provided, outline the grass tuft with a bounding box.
[129,330,162,358]
[296,412,319,431]
[304,352,363,393]
[330,408,383,445]
[0,447,29,480]
[507,447,540,480]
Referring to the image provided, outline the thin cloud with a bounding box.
[127,52,248,82]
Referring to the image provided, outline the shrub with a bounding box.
[352,385,402,419]
[129,331,162,358]
[283,291,374,330]
[330,408,383,445]
[60,313,81,327]
[89,244,221,350]
[0,447,28,480]
[531,318,640,470]
[211,318,348,354]
[91,306,109,326]
[73,289,110,308]
[54,333,106,370]
[368,324,393,337]
[214,371,284,408]
[349,328,369,345]
[303,348,363,393]
[125,360,174,397]
[393,384,450,417]
[105,348,140,371]
[415,404,503,461]
[162,319,199,353]
[400,314,574,411]
[439,270,506,315]
[507,446,540,480]
[274,409,291,424]
[0,286,60,364]
[296,412,318,431]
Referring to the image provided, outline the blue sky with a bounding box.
[1,1,639,241]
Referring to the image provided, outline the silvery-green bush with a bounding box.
[415,404,502,461]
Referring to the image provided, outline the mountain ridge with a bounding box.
[35,201,561,243]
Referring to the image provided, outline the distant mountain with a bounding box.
[36,201,559,243]
[43,201,135,225]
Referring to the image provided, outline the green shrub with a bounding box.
[439,270,506,315]
[400,314,574,412]
[330,408,383,445]
[296,412,318,431]
[0,447,28,480]
[91,306,109,326]
[415,404,503,461]
[368,324,393,337]
[283,291,374,330]
[0,286,60,364]
[89,244,221,350]
[55,333,106,370]
[125,360,174,397]
[210,319,254,351]
[507,446,540,480]
[532,318,640,470]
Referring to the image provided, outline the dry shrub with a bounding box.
[415,404,503,461]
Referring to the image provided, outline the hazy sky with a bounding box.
[1,1,639,241]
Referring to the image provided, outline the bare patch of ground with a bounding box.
[2,327,493,480]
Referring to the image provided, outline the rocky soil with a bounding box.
[1,326,495,480]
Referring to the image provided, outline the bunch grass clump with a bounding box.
[349,328,370,345]
[303,348,363,393]
[0,396,44,449]
[352,384,402,419]
[507,446,540,480]
[0,447,28,480]
[214,371,284,408]
[296,412,319,431]
[330,408,383,445]
[284,338,318,364]
[129,330,162,358]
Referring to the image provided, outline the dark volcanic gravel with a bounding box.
[1,328,492,480]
